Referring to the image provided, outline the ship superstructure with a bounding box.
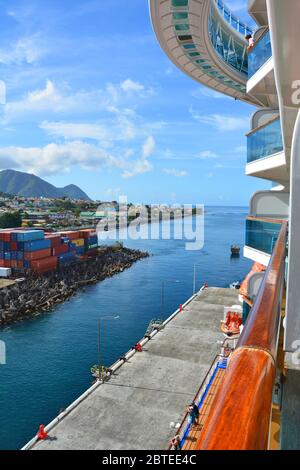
[150,0,300,450]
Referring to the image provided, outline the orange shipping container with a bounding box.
[24,249,52,261]
[79,229,96,239]
[31,256,58,273]
[59,231,80,240]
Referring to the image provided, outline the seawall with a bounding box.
[0,247,149,326]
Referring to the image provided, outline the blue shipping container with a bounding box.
[4,252,11,261]
[17,251,24,260]
[23,239,51,252]
[12,230,45,242]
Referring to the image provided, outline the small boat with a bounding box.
[231,245,240,256]
[230,281,241,290]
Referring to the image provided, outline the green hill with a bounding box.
[0,170,91,201]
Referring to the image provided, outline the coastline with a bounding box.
[0,246,149,327]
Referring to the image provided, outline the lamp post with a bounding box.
[161,279,181,317]
[193,264,202,295]
[97,315,120,382]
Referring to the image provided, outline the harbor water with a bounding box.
[0,207,252,450]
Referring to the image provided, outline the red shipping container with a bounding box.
[51,244,69,256]
[59,231,80,240]
[17,261,24,268]
[24,248,52,261]
[79,229,97,239]
[3,260,11,267]
[11,260,18,268]
[31,256,58,273]
[45,234,62,247]
[11,242,18,251]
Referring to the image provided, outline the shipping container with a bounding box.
[31,256,58,273]
[0,267,12,278]
[24,248,52,261]
[51,244,69,256]
[72,238,85,247]
[79,229,97,239]
[23,239,51,252]
[75,246,85,255]
[58,252,77,266]
[11,242,18,251]
[59,231,80,240]
[11,230,45,242]
[45,234,62,247]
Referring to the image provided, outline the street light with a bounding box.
[97,315,120,382]
[193,264,202,295]
[161,279,181,317]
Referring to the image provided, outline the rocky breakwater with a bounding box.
[0,247,149,326]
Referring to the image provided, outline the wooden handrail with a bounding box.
[245,114,280,137]
[196,222,288,450]
[246,215,286,225]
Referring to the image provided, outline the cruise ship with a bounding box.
[20,0,299,452]
[149,0,299,451]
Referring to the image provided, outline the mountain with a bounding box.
[0,170,91,201]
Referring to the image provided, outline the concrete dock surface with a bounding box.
[30,287,239,450]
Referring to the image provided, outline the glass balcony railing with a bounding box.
[247,117,283,164]
[215,0,253,37]
[248,29,272,78]
[246,219,282,255]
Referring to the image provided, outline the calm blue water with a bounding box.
[0,207,251,450]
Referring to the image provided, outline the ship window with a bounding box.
[183,44,196,49]
[172,0,188,6]
[175,24,189,31]
[178,35,192,41]
[188,52,200,57]
[173,12,188,20]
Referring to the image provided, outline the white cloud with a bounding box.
[0,35,45,65]
[121,79,144,93]
[206,172,214,179]
[3,79,157,124]
[197,150,218,160]
[0,139,153,179]
[122,159,152,179]
[40,121,110,142]
[189,108,248,131]
[142,136,155,158]
[163,168,188,177]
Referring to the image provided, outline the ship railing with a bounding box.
[195,221,288,450]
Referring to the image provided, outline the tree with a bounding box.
[0,211,22,229]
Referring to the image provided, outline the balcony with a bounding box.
[248,29,272,79]
[247,116,283,163]
[246,116,287,182]
[195,222,288,450]
[247,28,276,106]
[245,217,282,266]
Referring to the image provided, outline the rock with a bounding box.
[0,247,149,327]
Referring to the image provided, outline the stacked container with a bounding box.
[0,227,99,276]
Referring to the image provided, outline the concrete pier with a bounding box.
[27,287,239,450]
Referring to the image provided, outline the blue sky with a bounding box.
[0,0,268,205]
